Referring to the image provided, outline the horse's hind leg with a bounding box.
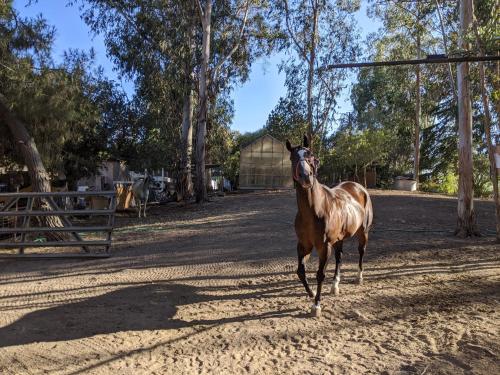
[332,240,343,295]
[297,243,314,299]
[357,230,368,284]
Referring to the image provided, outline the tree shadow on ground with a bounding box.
[0,280,301,348]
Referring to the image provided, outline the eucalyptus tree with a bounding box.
[76,0,277,202]
[358,0,496,236]
[472,0,499,241]
[368,0,449,185]
[74,0,199,199]
[192,0,279,202]
[455,0,479,236]
[277,0,360,152]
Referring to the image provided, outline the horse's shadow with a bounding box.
[0,281,298,348]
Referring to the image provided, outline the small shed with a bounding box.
[77,159,130,191]
[239,134,293,190]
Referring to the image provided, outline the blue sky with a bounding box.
[14,0,380,134]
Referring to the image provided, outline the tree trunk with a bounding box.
[455,0,479,237]
[195,0,211,203]
[178,19,196,202]
[306,0,319,150]
[179,88,194,201]
[0,97,52,192]
[414,31,421,186]
[0,95,66,238]
[472,17,500,241]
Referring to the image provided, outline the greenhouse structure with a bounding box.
[239,134,293,190]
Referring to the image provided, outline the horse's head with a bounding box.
[286,135,320,189]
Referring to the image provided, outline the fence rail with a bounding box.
[0,191,116,259]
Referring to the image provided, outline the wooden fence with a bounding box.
[0,191,116,259]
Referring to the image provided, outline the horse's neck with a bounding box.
[296,178,325,218]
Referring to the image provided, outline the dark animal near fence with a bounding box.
[286,135,373,317]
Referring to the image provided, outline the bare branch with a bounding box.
[434,0,457,101]
[195,0,205,22]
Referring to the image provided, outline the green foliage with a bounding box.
[321,126,388,184]
[275,0,360,142]
[419,154,493,198]
[72,0,279,178]
[265,96,307,146]
[420,172,458,196]
[473,153,493,198]
[350,0,499,191]
[0,3,119,186]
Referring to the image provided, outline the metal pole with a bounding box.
[321,55,500,70]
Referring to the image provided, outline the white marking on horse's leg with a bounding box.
[310,290,316,300]
[332,273,340,295]
[311,303,322,317]
[357,270,363,285]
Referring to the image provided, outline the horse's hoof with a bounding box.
[332,286,340,295]
[310,304,322,317]
[357,271,363,285]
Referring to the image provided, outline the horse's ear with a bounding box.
[285,139,292,152]
[314,157,320,170]
[303,134,309,148]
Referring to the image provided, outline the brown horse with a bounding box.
[286,135,373,316]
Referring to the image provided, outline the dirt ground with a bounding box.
[0,189,498,375]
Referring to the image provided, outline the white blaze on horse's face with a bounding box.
[293,148,314,189]
[297,149,307,159]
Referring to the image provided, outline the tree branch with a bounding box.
[195,0,205,23]
[283,0,310,64]
[212,0,250,80]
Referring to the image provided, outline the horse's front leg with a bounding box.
[296,243,314,299]
[332,240,343,295]
[312,242,331,317]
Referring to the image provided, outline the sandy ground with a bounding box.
[0,189,498,375]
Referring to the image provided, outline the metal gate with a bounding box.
[0,191,116,259]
